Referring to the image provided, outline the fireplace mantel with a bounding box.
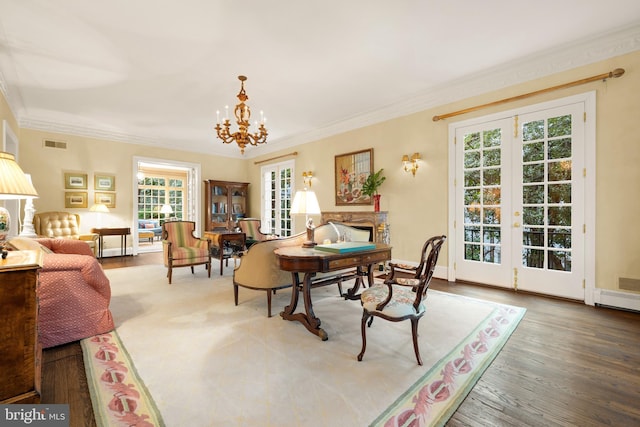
[320,211,389,243]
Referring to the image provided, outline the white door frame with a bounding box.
[131,156,201,256]
[447,91,596,305]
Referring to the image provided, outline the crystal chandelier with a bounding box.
[215,75,268,154]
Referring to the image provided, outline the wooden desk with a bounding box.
[274,243,391,340]
[91,227,131,259]
[203,230,246,275]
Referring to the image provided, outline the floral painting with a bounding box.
[335,149,373,205]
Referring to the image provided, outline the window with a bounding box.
[138,171,187,223]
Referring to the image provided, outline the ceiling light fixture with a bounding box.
[215,75,268,154]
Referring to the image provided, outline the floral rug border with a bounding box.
[370,293,526,427]
[82,331,165,427]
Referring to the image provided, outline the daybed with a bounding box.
[9,237,115,348]
[233,222,370,316]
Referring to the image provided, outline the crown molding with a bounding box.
[5,23,640,159]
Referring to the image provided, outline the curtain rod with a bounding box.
[253,151,298,165]
[432,68,625,122]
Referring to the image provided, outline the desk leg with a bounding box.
[343,264,374,300]
[281,272,328,341]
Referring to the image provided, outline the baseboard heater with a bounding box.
[593,289,640,313]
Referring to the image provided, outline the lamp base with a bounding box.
[302,225,317,248]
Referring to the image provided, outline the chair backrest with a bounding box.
[238,218,264,240]
[162,221,198,247]
[34,211,82,239]
[413,235,447,309]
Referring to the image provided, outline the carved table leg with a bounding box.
[343,264,373,300]
[281,272,328,341]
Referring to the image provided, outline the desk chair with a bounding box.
[357,235,446,365]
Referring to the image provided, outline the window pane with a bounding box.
[523,227,544,247]
[483,129,501,147]
[483,168,501,186]
[523,248,544,268]
[549,250,571,271]
[483,227,501,244]
[464,226,481,243]
[548,115,571,138]
[483,149,501,167]
[523,164,544,183]
[464,207,481,224]
[483,207,500,224]
[548,137,571,159]
[483,245,501,263]
[464,132,481,150]
[523,185,544,204]
[548,161,571,181]
[523,207,544,225]
[465,170,481,187]
[523,120,544,141]
[465,244,481,261]
[548,183,571,204]
[549,228,571,249]
[523,142,544,162]
[548,207,571,226]
[464,151,480,168]
[483,188,501,205]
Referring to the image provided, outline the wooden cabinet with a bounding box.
[0,250,43,404]
[204,180,249,230]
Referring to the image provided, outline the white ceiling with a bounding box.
[1,1,639,158]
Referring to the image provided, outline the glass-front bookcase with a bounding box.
[204,180,249,230]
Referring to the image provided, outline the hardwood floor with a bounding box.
[42,252,640,426]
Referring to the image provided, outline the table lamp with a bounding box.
[90,203,110,228]
[0,152,39,256]
[160,204,173,220]
[18,173,38,238]
[291,188,321,248]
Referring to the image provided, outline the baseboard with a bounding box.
[593,288,640,312]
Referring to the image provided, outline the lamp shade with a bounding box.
[0,152,38,199]
[160,204,173,214]
[90,203,110,213]
[291,190,321,215]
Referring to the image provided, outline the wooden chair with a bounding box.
[162,221,211,284]
[237,218,278,247]
[357,235,446,365]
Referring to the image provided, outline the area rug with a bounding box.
[85,264,525,426]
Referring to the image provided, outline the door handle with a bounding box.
[513,222,521,228]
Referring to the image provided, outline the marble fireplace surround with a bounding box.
[320,211,389,243]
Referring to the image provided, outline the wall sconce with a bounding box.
[302,171,313,187]
[402,153,421,177]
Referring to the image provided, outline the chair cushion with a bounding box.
[361,284,425,318]
[171,247,209,261]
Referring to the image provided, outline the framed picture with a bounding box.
[64,172,88,190]
[94,174,116,191]
[233,203,242,214]
[335,148,373,205]
[95,192,116,208]
[64,191,88,209]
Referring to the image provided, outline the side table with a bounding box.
[204,230,246,275]
[91,227,131,259]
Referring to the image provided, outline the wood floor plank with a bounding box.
[40,252,640,426]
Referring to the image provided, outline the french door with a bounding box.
[453,96,590,300]
[261,160,294,236]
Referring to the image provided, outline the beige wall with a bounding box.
[249,50,640,293]
[2,50,638,293]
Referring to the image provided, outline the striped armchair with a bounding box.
[237,218,277,247]
[162,221,211,284]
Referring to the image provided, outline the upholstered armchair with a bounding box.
[33,211,98,256]
[162,221,211,284]
[237,218,278,247]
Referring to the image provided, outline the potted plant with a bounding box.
[362,168,386,211]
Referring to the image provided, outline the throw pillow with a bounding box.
[145,223,155,229]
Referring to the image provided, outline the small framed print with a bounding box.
[64,191,88,209]
[94,174,115,191]
[95,192,116,208]
[64,172,88,190]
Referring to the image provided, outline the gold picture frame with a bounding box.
[64,172,88,190]
[64,191,88,209]
[95,192,116,208]
[94,174,115,191]
[335,148,373,206]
